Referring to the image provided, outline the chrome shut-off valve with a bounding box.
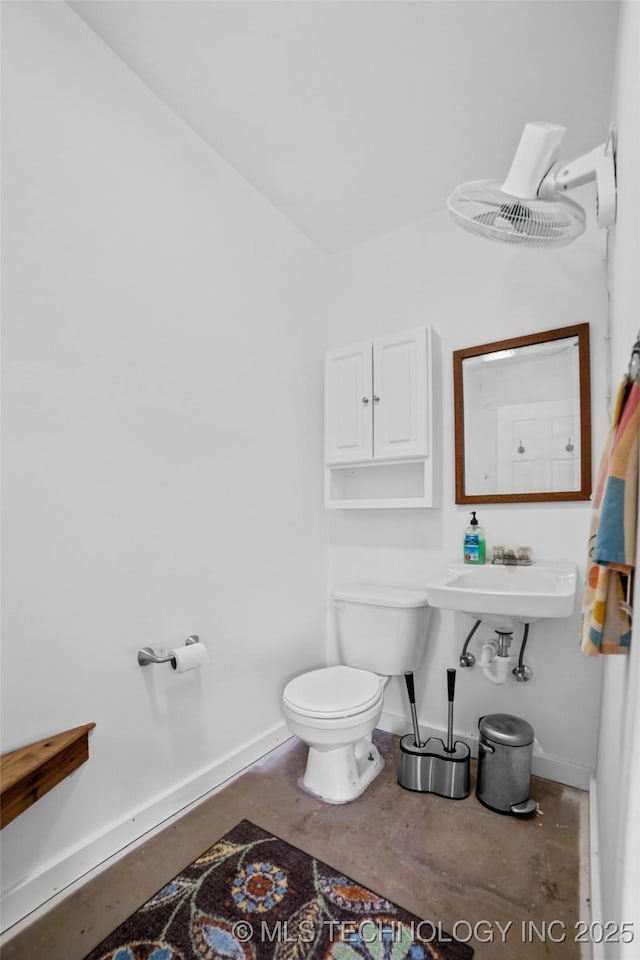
[512,662,533,682]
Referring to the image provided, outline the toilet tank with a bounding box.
[332,583,431,675]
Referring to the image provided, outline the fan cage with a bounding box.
[447,180,586,248]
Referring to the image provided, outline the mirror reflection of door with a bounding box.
[496,402,580,493]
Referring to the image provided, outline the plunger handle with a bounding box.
[403,670,423,748]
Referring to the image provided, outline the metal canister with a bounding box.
[476,714,537,816]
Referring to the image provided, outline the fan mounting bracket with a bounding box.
[539,126,616,228]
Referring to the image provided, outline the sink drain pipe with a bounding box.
[478,640,512,684]
[459,621,533,684]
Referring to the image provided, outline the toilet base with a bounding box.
[300,736,384,804]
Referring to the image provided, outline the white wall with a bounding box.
[0,2,327,927]
[593,3,640,953]
[327,189,609,789]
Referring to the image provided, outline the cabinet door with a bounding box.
[325,341,373,465]
[373,326,428,461]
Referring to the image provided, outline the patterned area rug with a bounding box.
[83,820,473,960]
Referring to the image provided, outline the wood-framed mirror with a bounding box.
[453,323,592,504]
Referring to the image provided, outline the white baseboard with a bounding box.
[587,775,605,960]
[379,710,592,790]
[0,721,290,935]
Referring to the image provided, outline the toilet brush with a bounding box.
[397,668,470,799]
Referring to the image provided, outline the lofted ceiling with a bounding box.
[69,1,620,254]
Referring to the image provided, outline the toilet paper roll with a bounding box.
[169,641,209,673]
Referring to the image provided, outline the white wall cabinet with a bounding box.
[324,339,373,465]
[324,325,439,508]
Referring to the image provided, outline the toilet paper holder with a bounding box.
[137,635,200,667]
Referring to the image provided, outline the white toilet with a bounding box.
[282,582,430,804]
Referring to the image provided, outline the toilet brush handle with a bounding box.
[404,671,423,748]
[446,669,456,753]
[403,670,416,704]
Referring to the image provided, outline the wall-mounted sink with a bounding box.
[425,561,578,625]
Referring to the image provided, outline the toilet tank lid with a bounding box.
[332,582,429,608]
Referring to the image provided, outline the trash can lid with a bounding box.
[479,713,534,746]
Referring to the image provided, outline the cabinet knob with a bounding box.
[373,395,380,403]
[361,396,370,404]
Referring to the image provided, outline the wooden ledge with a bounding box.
[1,723,96,828]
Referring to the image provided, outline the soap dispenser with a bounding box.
[464,512,486,565]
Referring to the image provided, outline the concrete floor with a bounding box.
[2,731,587,960]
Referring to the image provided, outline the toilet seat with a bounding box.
[283,665,382,719]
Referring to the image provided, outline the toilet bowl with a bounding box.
[282,665,386,803]
[282,583,430,804]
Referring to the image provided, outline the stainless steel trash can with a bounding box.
[476,714,537,816]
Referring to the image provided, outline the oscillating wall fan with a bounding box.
[447,121,616,247]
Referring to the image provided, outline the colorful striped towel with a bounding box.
[581,377,639,655]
